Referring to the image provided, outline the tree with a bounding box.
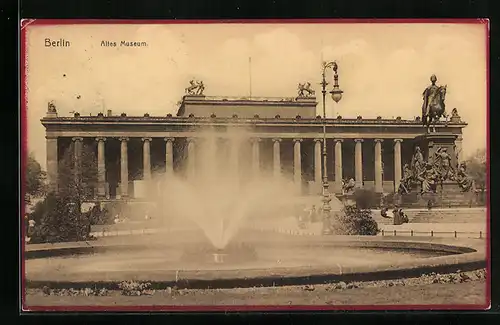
[331,205,379,236]
[58,142,98,200]
[28,143,98,243]
[25,153,46,204]
[29,192,93,243]
[464,148,487,191]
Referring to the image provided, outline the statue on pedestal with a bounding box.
[297,82,315,97]
[417,162,439,194]
[342,178,356,194]
[422,74,448,132]
[398,164,413,194]
[47,100,57,113]
[432,147,455,181]
[411,146,425,176]
[456,162,476,192]
[450,108,462,123]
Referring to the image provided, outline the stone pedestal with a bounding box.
[415,132,458,168]
[295,96,316,102]
[397,132,475,208]
[400,181,478,208]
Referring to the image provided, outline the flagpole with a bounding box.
[249,56,252,98]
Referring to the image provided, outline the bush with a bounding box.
[331,204,379,236]
[27,192,92,244]
[382,192,399,207]
[25,153,46,204]
[88,205,113,225]
[353,189,378,209]
[118,281,154,296]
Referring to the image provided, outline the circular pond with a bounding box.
[24,230,486,288]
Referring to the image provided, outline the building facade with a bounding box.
[41,94,467,201]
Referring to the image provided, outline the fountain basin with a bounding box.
[181,242,258,264]
[24,230,486,289]
[213,253,226,263]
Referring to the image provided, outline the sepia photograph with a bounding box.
[21,20,489,311]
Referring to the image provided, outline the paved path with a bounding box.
[248,215,486,239]
[79,207,488,240]
[85,221,486,240]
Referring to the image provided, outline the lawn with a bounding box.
[25,279,487,308]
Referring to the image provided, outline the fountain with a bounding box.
[159,127,305,263]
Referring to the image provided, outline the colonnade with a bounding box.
[48,136,407,198]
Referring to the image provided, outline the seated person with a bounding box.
[399,208,409,223]
[392,205,403,225]
[380,206,391,218]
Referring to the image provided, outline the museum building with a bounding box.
[41,92,467,201]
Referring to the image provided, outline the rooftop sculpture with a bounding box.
[297,82,315,97]
[185,79,205,96]
[47,100,57,113]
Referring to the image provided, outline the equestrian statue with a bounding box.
[422,74,448,133]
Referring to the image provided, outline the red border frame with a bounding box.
[19,18,491,312]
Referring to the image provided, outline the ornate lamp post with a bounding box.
[320,61,343,235]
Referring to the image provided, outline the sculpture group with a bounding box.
[398,146,475,195]
[297,82,315,97]
[341,178,356,194]
[185,79,205,96]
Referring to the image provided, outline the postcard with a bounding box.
[21,20,489,311]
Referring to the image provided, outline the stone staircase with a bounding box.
[406,208,487,224]
[401,194,482,208]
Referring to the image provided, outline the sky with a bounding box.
[25,22,488,168]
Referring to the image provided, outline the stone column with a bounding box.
[334,139,343,193]
[314,139,322,186]
[272,138,281,178]
[164,138,175,175]
[119,137,129,197]
[142,138,152,181]
[374,139,384,193]
[393,139,403,192]
[72,137,83,181]
[293,139,302,189]
[46,136,58,193]
[354,139,363,188]
[251,138,261,176]
[229,139,239,176]
[187,138,196,179]
[96,137,106,197]
[455,135,464,163]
